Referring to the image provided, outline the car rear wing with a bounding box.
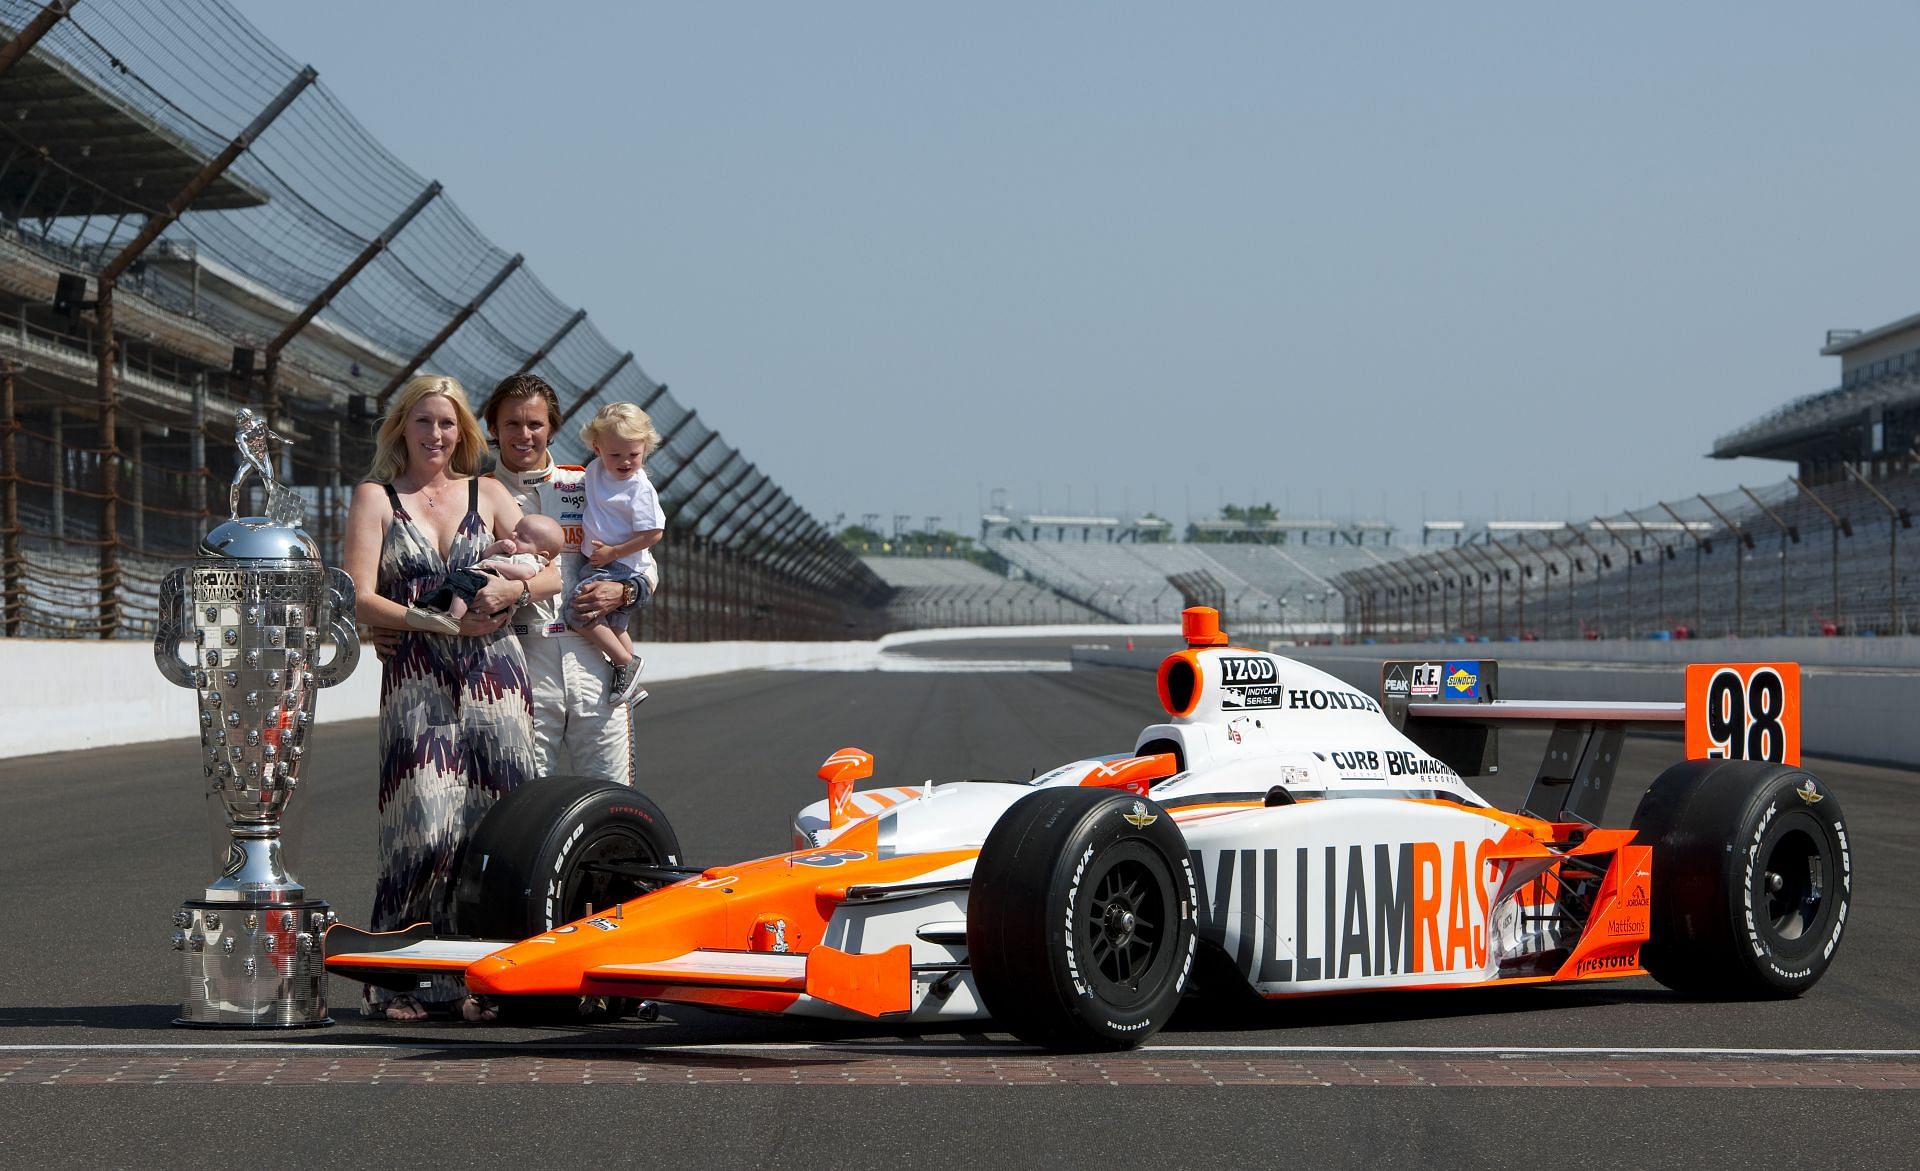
[1379,659,1800,823]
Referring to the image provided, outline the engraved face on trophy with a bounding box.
[154,412,359,893]
[189,562,324,823]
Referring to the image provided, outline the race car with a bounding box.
[326,606,1852,1050]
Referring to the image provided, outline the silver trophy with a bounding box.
[154,409,360,1027]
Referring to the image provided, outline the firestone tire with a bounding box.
[1629,758,1852,998]
[454,775,681,937]
[968,787,1198,1051]
[453,776,680,1023]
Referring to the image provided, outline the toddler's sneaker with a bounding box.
[608,660,646,707]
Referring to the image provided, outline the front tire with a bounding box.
[454,775,681,938]
[453,776,681,1023]
[968,788,1197,1050]
[1630,759,1852,997]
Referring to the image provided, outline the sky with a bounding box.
[231,1,1920,539]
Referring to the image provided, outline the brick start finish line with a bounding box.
[4,1052,1918,1088]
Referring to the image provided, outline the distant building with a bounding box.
[1713,314,1920,482]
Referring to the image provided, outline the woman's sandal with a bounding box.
[458,995,500,1024]
[379,994,429,1023]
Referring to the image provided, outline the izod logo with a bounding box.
[1218,656,1277,684]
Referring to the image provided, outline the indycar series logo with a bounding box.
[1442,661,1480,701]
[1218,656,1282,710]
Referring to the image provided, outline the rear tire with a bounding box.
[1630,759,1851,997]
[968,788,1197,1050]
[453,776,681,1023]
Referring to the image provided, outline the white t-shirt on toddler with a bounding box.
[581,460,662,576]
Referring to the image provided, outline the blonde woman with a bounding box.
[341,374,537,1023]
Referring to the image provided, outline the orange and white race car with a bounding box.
[327,607,1852,1050]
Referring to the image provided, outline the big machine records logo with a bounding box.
[1217,655,1282,710]
[1409,663,1442,698]
[1441,661,1480,701]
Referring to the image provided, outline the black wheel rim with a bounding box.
[1075,842,1177,1006]
[561,827,659,923]
[1759,825,1827,943]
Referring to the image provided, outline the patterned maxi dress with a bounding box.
[371,479,536,1005]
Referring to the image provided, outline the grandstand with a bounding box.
[0,0,884,640]
[1336,312,1920,642]
[859,556,1102,628]
[974,510,1407,633]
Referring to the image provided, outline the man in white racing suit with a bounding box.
[482,374,643,785]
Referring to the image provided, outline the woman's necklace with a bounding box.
[405,479,450,511]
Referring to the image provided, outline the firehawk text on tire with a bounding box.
[968,787,1197,1051]
[1630,758,1851,997]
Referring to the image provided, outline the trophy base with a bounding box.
[171,897,335,1028]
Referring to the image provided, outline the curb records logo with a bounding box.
[1410,663,1442,698]
[1383,665,1410,697]
[1217,655,1281,709]
[1442,661,1480,701]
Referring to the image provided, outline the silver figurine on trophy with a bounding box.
[154,408,360,1027]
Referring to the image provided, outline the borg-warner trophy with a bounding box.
[153,409,359,1027]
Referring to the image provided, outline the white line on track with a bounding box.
[3,1042,1918,1058]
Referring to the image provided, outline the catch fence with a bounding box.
[1335,470,1920,643]
[0,0,886,640]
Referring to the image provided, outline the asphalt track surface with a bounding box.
[3,641,1917,1167]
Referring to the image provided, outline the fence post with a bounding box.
[95,280,118,637]
[1842,464,1905,634]
[1488,538,1529,639]
[1625,513,1674,636]
[1790,476,1851,632]
[2,357,17,635]
[1736,487,1799,636]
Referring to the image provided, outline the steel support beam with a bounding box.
[690,459,757,536]
[100,68,317,285]
[651,427,718,498]
[750,502,808,560]
[557,356,638,427]
[262,179,441,425]
[1791,476,1851,629]
[512,308,586,377]
[2,357,17,635]
[376,252,524,409]
[713,475,776,546]
[1843,463,1907,634]
[0,2,76,80]
[734,495,797,553]
[665,449,740,529]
